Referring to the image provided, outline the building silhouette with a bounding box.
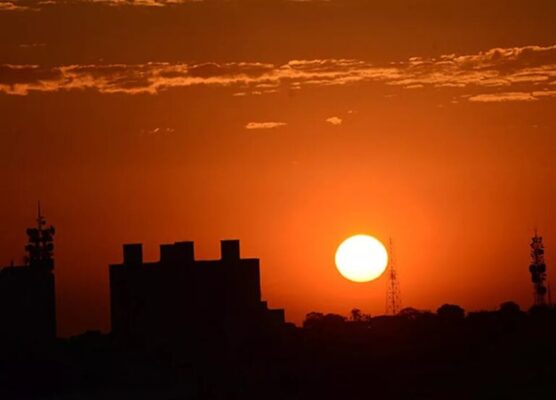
[0,206,56,345]
[109,240,286,353]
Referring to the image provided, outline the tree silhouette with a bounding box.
[303,312,325,329]
[350,308,362,321]
[303,312,346,331]
[399,307,424,320]
[436,304,465,320]
[499,301,521,315]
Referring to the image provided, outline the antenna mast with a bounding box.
[529,230,548,306]
[25,202,55,271]
[37,201,46,230]
[386,238,401,315]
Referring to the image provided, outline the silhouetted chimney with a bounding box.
[221,240,240,261]
[123,244,143,266]
[174,241,195,264]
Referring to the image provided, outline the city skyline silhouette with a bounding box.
[0,208,552,334]
[0,206,554,337]
[1,209,556,399]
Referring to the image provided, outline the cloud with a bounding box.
[18,43,46,48]
[0,64,62,89]
[141,127,175,135]
[245,122,287,130]
[467,92,538,103]
[532,89,556,98]
[0,62,278,95]
[3,0,202,9]
[0,1,30,10]
[325,116,342,125]
[1,44,556,102]
[467,89,556,103]
[6,0,331,7]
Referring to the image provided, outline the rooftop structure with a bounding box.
[109,240,286,352]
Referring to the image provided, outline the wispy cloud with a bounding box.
[245,122,287,130]
[18,43,46,48]
[1,45,556,102]
[0,1,31,11]
[2,0,201,10]
[467,92,538,103]
[140,127,175,135]
[325,116,342,125]
[86,0,202,7]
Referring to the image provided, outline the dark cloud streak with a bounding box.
[1,45,555,102]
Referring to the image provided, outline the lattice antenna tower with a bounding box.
[529,230,548,306]
[24,202,55,271]
[386,238,401,315]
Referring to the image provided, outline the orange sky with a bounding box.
[1,0,556,337]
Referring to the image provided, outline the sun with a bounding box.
[335,234,389,283]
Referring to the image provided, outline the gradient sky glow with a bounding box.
[1,0,556,336]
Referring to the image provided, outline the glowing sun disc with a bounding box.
[335,235,388,283]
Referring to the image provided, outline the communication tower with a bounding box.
[25,202,55,271]
[529,231,548,306]
[386,238,401,315]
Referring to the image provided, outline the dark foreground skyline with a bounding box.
[0,210,553,341]
[1,212,555,398]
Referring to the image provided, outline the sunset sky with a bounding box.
[1,0,555,337]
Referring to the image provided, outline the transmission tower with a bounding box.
[25,202,55,271]
[386,238,401,315]
[529,230,548,306]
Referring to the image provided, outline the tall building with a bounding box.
[109,240,286,352]
[0,206,56,345]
